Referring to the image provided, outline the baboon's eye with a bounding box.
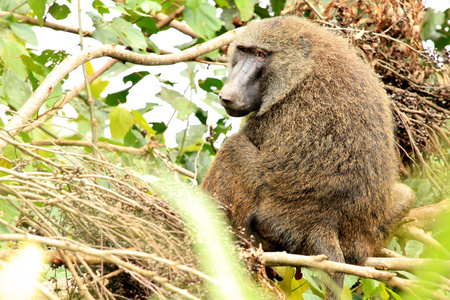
[256,51,266,58]
[237,46,249,54]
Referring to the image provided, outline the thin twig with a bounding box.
[156,5,185,29]
[304,0,324,20]
[0,11,92,36]
[22,59,119,133]
[30,139,196,178]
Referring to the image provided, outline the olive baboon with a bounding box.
[201,16,414,298]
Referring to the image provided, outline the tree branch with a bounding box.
[263,252,413,291]
[153,9,200,39]
[405,199,450,231]
[365,256,450,273]
[0,28,242,153]
[0,11,92,36]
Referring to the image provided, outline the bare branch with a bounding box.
[0,28,242,153]
[365,257,450,273]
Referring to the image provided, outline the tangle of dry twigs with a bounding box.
[283,0,450,190]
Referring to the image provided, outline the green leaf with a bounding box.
[235,0,254,21]
[370,282,390,300]
[136,17,159,35]
[21,55,46,76]
[1,39,30,80]
[132,110,156,135]
[184,2,222,40]
[405,240,424,258]
[111,17,147,50]
[211,118,231,140]
[109,106,135,139]
[195,108,208,124]
[361,278,380,300]
[35,50,69,70]
[396,270,418,280]
[0,0,29,13]
[47,82,63,107]
[91,78,110,99]
[49,3,71,20]
[124,71,150,85]
[93,0,110,14]
[10,23,37,46]
[3,70,31,110]
[19,131,31,143]
[299,268,323,296]
[174,38,199,51]
[176,124,207,150]
[140,1,162,13]
[434,35,450,52]
[275,267,295,297]
[184,149,211,180]
[386,287,403,300]
[202,93,227,117]
[344,275,359,288]
[87,11,103,23]
[221,7,240,31]
[124,128,146,148]
[0,200,20,234]
[136,102,159,115]
[215,0,230,8]
[146,38,160,54]
[85,61,110,98]
[27,0,46,26]
[199,77,223,93]
[421,8,445,41]
[254,5,271,18]
[150,122,167,134]
[186,0,204,11]
[270,0,285,16]
[158,87,197,120]
[92,24,119,45]
[77,119,91,135]
[105,88,130,106]
[202,49,219,61]
[2,144,23,162]
[105,72,148,105]
[155,73,176,86]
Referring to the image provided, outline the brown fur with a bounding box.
[201,16,414,298]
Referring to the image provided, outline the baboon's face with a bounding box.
[218,45,269,117]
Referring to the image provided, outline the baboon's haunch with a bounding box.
[201,16,414,298]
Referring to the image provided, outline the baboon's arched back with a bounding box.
[201,16,414,298]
